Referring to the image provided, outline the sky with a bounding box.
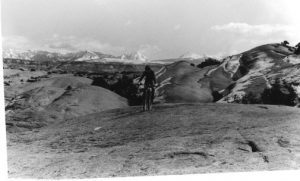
[1,0,300,60]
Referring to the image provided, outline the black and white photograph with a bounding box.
[1,0,300,179]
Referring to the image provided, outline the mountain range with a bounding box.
[2,49,216,65]
[2,49,149,64]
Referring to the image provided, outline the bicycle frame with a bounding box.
[143,86,153,111]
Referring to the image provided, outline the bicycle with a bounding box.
[139,83,157,111]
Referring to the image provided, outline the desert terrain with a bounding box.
[3,42,300,178]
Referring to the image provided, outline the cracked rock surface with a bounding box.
[6,103,300,178]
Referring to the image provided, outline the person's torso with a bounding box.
[144,70,155,85]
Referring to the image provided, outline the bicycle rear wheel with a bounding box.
[143,88,148,111]
[146,88,152,111]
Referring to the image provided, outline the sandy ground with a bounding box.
[6,103,300,179]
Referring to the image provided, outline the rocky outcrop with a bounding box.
[6,103,300,178]
[155,61,216,103]
[154,43,300,105]
[5,75,128,132]
[217,43,297,103]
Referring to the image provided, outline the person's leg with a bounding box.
[147,89,151,110]
[151,86,155,104]
[143,87,146,111]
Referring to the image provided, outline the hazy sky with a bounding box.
[2,0,300,59]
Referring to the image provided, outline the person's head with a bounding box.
[145,65,151,71]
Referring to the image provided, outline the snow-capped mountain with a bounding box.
[67,50,113,62]
[120,51,148,62]
[179,52,204,60]
[2,49,153,64]
[2,49,116,63]
[72,51,99,62]
[3,49,36,60]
